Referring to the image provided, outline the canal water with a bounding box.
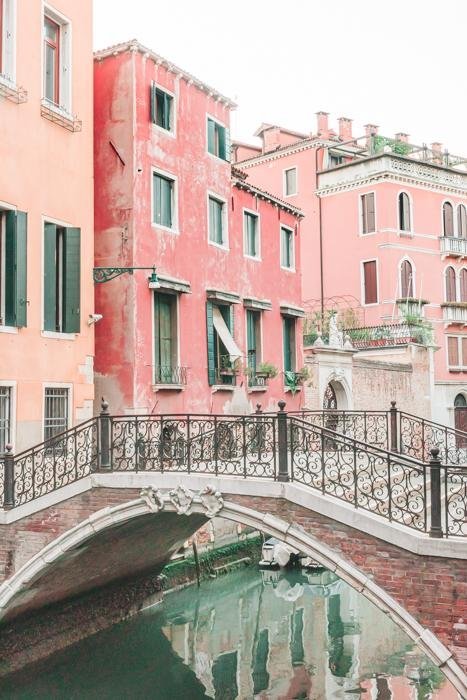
[0,567,458,699]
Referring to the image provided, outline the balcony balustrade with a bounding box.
[154,365,188,386]
[441,303,467,325]
[440,236,467,259]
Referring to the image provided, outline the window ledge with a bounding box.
[151,224,179,235]
[208,241,229,252]
[211,385,235,392]
[152,384,185,392]
[41,331,77,340]
[248,386,268,393]
[284,386,302,393]
[0,325,19,334]
[0,76,27,104]
[41,100,82,132]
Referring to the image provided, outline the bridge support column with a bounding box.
[277,401,289,482]
[98,399,111,471]
[3,445,14,509]
[429,447,443,538]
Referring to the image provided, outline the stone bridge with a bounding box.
[0,406,466,694]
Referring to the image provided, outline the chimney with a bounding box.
[338,117,353,141]
[395,132,409,143]
[316,111,329,138]
[262,126,281,154]
[431,142,443,164]
[364,123,378,150]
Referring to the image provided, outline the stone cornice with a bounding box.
[237,139,329,168]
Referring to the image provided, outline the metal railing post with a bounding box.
[277,401,289,482]
[3,444,14,509]
[390,400,399,453]
[98,398,111,471]
[429,447,443,538]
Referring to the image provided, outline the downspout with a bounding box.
[316,147,324,321]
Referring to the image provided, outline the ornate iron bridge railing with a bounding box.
[0,402,466,537]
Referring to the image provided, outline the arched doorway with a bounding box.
[454,394,467,447]
[323,383,337,409]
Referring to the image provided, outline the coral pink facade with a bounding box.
[0,0,94,451]
[235,115,467,425]
[93,42,303,416]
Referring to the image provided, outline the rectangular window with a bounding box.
[0,209,27,327]
[280,225,294,269]
[244,211,259,258]
[361,193,376,234]
[209,195,225,246]
[0,386,11,452]
[207,117,230,161]
[44,387,69,442]
[44,15,60,104]
[150,83,173,132]
[43,9,71,111]
[153,172,175,229]
[43,223,80,333]
[284,168,297,196]
[206,302,242,385]
[0,0,15,82]
[283,316,296,372]
[246,310,261,384]
[447,336,467,369]
[363,260,378,304]
[154,292,182,384]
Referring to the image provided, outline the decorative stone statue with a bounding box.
[328,313,343,349]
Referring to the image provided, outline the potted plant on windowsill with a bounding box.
[284,366,310,394]
[255,362,278,380]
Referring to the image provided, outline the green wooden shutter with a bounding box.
[206,301,216,385]
[150,83,156,123]
[4,210,27,327]
[154,174,162,224]
[63,227,81,333]
[283,317,292,372]
[247,310,256,371]
[223,127,231,162]
[207,118,215,155]
[159,295,172,369]
[160,177,172,228]
[43,222,57,331]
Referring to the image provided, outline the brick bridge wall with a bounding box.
[0,487,466,677]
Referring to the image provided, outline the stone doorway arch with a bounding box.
[323,380,349,411]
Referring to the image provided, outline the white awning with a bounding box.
[213,307,242,362]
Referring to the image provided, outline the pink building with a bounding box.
[93,41,304,417]
[0,0,94,451]
[234,114,467,426]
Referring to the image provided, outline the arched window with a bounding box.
[398,192,411,231]
[461,269,467,302]
[443,202,454,237]
[400,259,414,298]
[455,393,467,407]
[445,266,457,302]
[458,205,467,238]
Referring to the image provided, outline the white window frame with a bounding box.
[151,289,181,386]
[243,207,261,260]
[207,190,229,250]
[360,257,379,306]
[441,199,455,238]
[280,223,295,271]
[245,308,263,370]
[42,382,72,441]
[359,190,377,236]
[0,380,16,450]
[446,335,467,370]
[443,264,458,304]
[283,167,298,197]
[151,81,176,138]
[42,3,72,115]
[0,0,16,85]
[150,166,179,234]
[396,190,413,235]
[206,113,229,162]
[456,203,467,238]
[398,256,416,298]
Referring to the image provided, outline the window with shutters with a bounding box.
[43,223,80,334]
[153,292,183,385]
[445,266,457,303]
[0,208,27,328]
[0,386,12,452]
[207,116,230,161]
[280,225,294,270]
[400,259,414,298]
[443,202,454,237]
[43,8,71,112]
[282,316,296,373]
[362,260,378,305]
[206,302,241,385]
[458,205,467,238]
[152,169,176,230]
[150,83,174,133]
[360,192,376,234]
[208,194,227,247]
[246,310,262,386]
[398,192,411,232]
[244,210,260,259]
[284,168,297,196]
[447,336,467,370]
[0,0,16,83]
[460,269,467,302]
[44,387,69,441]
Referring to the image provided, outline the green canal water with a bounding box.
[0,567,457,699]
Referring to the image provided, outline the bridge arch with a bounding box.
[0,489,465,696]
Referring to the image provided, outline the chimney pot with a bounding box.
[395,132,409,143]
[338,117,353,141]
[316,111,329,138]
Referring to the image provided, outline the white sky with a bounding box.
[94,0,467,154]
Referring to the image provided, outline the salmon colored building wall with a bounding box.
[93,42,304,416]
[0,0,94,451]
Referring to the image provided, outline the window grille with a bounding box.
[44,387,69,442]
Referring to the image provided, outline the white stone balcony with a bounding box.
[441,303,467,325]
[440,236,467,259]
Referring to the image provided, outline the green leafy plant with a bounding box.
[373,135,411,156]
[256,362,278,378]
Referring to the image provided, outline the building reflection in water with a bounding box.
[160,568,457,700]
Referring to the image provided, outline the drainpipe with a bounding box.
[316,146,324,321]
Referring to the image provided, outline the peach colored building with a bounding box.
[234,114,467,426]
[93,41,304,417]
[0,0,94,451]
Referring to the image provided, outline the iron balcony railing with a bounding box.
[154,365,188,385]
[0,401,465,538]
[344,322,424,350]
[215,354,240,386]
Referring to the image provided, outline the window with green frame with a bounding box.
[154,292,177,383]
[280,225,294,269]
[150,83,173,132]
[43,223,80,333]
[153,172,174,229]
[0,209,27,328]
[282,316,296,372]
[246,309,261,375]
[207,117,230,161]
[208,195,225,246]
[244,211,259,258]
